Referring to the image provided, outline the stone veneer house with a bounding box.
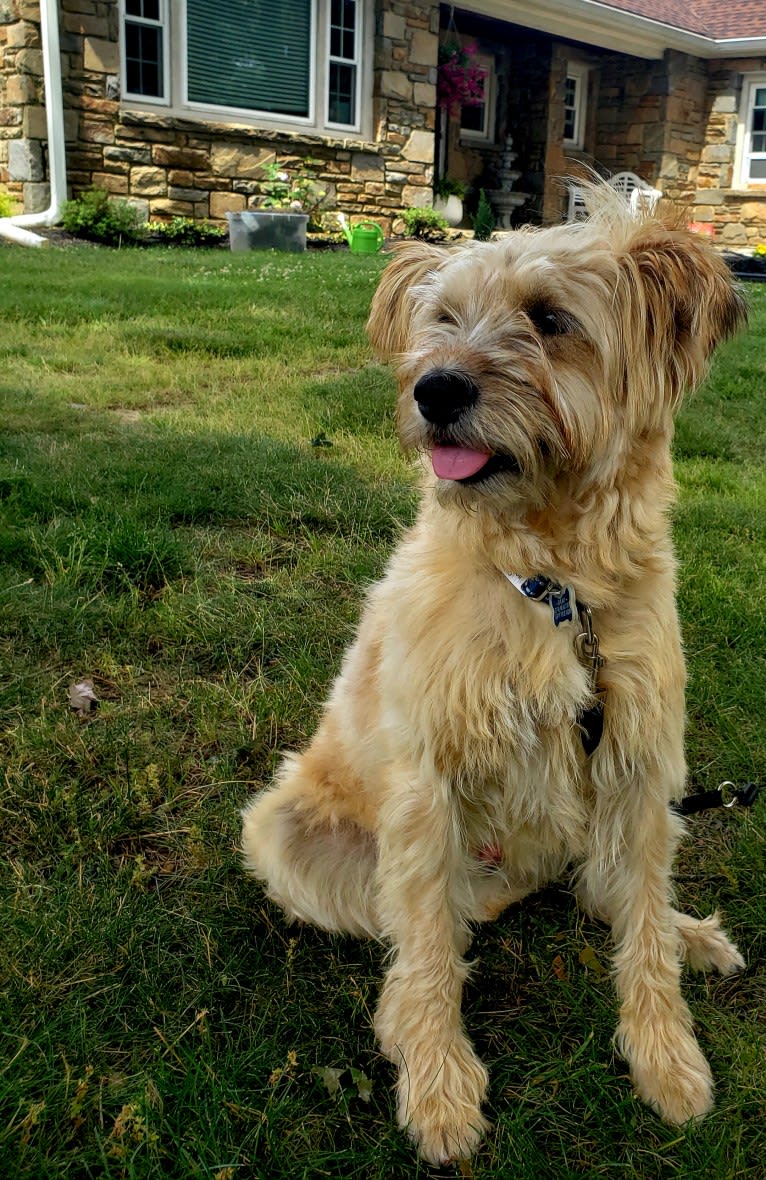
[3,0,766,244]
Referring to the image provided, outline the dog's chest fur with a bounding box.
[360,527,595,863]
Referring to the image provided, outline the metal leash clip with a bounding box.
[719,781,760,809]
[672,781,761,816]
[574,603,607,758]
[575,604,605,692]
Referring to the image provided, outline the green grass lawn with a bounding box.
[0,242,764,1180]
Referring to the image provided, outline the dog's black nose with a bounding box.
[413,370,479,425]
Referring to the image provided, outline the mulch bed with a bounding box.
[21,226,353,251]
[722,252,766,282]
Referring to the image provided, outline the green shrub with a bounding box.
[471,188,495,241]
[147,216,226,247]
[62,186,145,245]
[434,177,467,200]
[0,187,17,219]
[400,205,449,242]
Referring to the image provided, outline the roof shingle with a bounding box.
[596,0,766,40]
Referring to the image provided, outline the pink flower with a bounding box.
[437,41,487,116]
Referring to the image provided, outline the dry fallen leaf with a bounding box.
[349,1066,373,1103]
[311,1063,373,1106]
[312,1065,344,1098]
[552,953,567,980]
[579,944,608,976]
[68,679,99,717]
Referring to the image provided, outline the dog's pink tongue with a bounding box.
[431,445,492,481]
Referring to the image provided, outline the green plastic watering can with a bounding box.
[339,215,384,254]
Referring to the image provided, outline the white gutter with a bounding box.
[715,38,766,58]
[0,0,67,248]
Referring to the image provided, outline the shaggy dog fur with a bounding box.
[242,189,748,1165]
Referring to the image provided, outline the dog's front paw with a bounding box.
[395,1038,490,1165]
[620,1024,714,1124]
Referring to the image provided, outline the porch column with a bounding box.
[373,1,438,212]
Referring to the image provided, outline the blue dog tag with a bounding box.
[549,585,577,627]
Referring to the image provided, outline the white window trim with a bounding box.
[563,63,589,151]
[736,72,766,189]
[459,53,496,144]
[119,0,170,106]
[120,1,370,139]
[325,1,363,134]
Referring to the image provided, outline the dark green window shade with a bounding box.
[186,0,311,117]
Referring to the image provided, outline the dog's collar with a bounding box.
[503,571,606,756]
[503,572,579,627]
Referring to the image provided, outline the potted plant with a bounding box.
[433,177,467,227]
[227,158,328,253]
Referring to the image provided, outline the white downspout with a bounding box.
[0,0,67,247]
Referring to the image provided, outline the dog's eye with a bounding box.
[436,310,457,326]
[527,304,577,337]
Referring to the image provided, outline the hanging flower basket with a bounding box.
[437,41,487,116]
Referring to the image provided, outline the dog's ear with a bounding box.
[366,240,448,359]
[621,224,748,406]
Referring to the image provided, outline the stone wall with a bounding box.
[654,51,709,205]
[691,57,766,248]
[592,49,711,207]
[0,0,50,211]
[1,0,438,229]
[593,52,670,184]
[593,49,717,207]
[590,48,766,247]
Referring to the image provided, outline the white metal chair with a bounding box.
[567,171,661,221]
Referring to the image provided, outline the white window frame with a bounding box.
[736,73,766,188]
[120,1,369,138]
[459,53,496,144]
[119,0,170,106]
[325,1,363,133]
[563,63,589,151]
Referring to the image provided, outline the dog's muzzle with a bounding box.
[414,369,478,426]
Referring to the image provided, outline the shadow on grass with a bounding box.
[0,402,414,668]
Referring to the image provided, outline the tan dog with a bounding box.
[242,189,747,1165]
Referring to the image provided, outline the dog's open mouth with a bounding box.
[431,444,520,484]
